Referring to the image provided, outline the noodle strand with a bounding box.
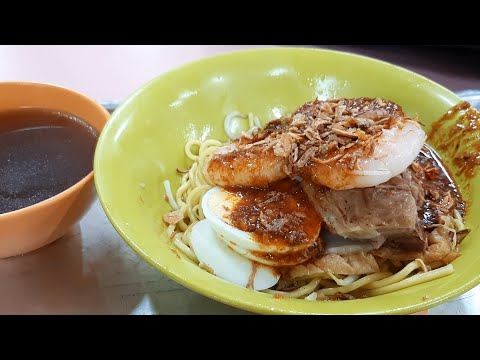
[264,278,323,298]
[362,264,454,297]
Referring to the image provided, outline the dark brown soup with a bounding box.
[0,108,98,214]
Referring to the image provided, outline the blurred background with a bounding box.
[0,45,478,102]
[319,45,480,92]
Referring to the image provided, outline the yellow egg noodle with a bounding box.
[163,112,458,301]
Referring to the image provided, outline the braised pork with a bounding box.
[302,169,428,252]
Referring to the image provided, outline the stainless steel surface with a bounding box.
[1,196,477,315]
[0,199,248,315]
[457,90,480,108]
[1,92,478,315]
[100,100,123,114]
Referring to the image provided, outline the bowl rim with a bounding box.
[95,47,477,314]
[0,81,110,220]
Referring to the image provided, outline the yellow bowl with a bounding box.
[94,48,480,314]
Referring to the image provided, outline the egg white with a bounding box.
[190,220,279,290]
[202,186,314,254]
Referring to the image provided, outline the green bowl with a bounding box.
[94,47,480,314]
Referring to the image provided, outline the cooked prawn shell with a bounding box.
[205,142,287,188]
[300,119,426,190]
[205,98,427,190]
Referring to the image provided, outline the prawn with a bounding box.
[300,118,426,190]
[205,142,288,188]
[205,98,426,190]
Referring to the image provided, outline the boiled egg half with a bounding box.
[190,220,279,290]
[201,186,321,267]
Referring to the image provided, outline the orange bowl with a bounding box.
[0,82,110,258]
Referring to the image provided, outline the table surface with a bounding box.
[1,45,479,315]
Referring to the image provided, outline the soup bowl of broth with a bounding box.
[0,82,110,258]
